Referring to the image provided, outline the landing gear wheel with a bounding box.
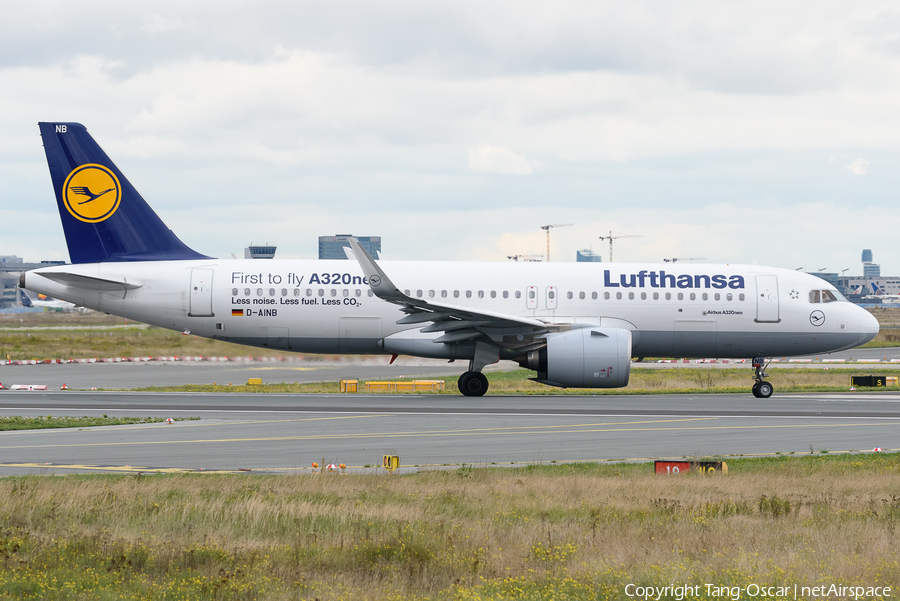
[756,381,773,398]
[751,382,761,398]
[458,371,488,397]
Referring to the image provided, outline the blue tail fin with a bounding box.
[17,288,33,308]
[38,122,211,263]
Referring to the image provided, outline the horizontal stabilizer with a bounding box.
[34,272,142,291]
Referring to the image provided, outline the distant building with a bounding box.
[244,244,277,259]
[319,235,381,260]
[576,249,602,262]
[0,255,22,264]
[862,248,881,277]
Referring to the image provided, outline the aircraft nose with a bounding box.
[859,308,880,345]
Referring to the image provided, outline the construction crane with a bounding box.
[507,254,543,262]
[540,224,573,262]
[663,257,706,263]
[598,231,643,262]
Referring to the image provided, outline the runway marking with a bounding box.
[0,420,898,450]
[247,367,322,371]
[0,414,389,436]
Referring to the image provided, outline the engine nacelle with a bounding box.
[520,327,631,388]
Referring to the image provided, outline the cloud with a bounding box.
[845,158,869,175]
[468,145,532,175]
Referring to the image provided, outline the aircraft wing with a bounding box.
[348,238,555,351]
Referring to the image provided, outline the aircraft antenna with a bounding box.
[540,224,573,262]
[598,231,643,262]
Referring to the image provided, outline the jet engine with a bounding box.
[518,327,631,388]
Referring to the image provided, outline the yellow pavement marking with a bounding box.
[0,419,897,450]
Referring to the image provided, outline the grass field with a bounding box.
[0,453,896,599]
[138,366,894,395]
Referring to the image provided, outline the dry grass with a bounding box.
[0,454,897,599]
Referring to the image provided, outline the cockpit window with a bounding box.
[809,290,820,303]
[822,290,838,303]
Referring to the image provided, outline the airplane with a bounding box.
[18,287,76,310]
[22,122,879,398]
[867,284,900,305]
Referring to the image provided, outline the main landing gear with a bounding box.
[751,357,773,398]
[457,341,498,397]
[458,371,489,396]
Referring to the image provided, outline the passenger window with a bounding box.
[429,290,435,298]
[739,293,745,301]
[822,290,838,303]
[628,292,634,300]
[604,292,610,300]
[318,289,324,297]
[330,289,337,297]
[566,291,573,300]
[416,290,423,298]
[653,292,659,300]
[702,293,708,301]
[343,289,349,297]
[282,289,288,296]
[355,289,361,297]
[515,291,521,299]
[367,290,374,297]
[548,291,555,300]
[677,293,684,300]
[454,290,460,298]
[269,288,275,296]
[809,290,820,303]
[616,292,622,300]
[491,291,496,298]
[294,289,300,297]
[244,288,251,296]
[579,292,585,300]
[306,289,313,297]
[257,288,263,296]
[441,290,447,298]
[726,293,733,301]
[665,292,671,300]
[466,291,472,298]
[503,291,509,299]
[528,290,535,299]
[640,292,647,300]
[690,293,696,301]
[714,293,720,301]
[592,292,598,300]
[232,288,238,296]
[478,290,485,298]
[404,289,410,296]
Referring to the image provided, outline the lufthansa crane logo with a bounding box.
[810,310,825,327]
[369,275,382,287]
[62,164,121,223]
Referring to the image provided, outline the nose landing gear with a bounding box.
[751,357,773,398]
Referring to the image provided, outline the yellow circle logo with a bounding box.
[62,164,121,223]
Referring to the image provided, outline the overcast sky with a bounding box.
[2,1,899,275]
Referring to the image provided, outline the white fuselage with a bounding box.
[25,259,879,359]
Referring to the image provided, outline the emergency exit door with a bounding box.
[189,269,215,317]
[755,275,779,323]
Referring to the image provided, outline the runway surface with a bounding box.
[0,391,896,475]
